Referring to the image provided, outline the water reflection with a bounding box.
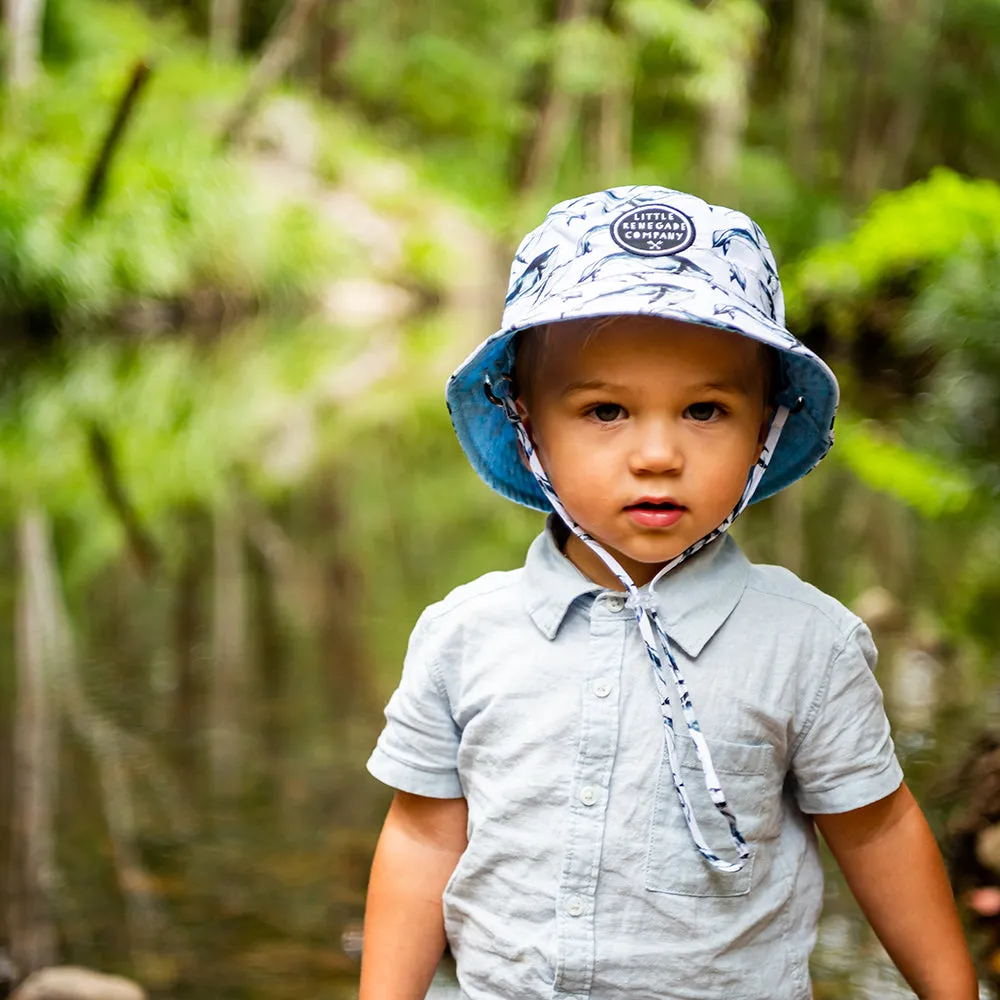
[3,313,993,999]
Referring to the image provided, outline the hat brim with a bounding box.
[447,282,839,513]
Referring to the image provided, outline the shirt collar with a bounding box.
[522,516,750,657]
[522,517,603,640]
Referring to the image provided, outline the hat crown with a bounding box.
[503,186,785,335]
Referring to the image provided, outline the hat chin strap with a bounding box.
[489,376,789,873]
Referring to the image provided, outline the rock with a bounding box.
[318,339,399,404]
[1,950,18,996]
[968,886,1000,917]
[316,190,403,274]
[11,967,146,1000]
[321,278,417,328]
[248,154,320,209]
[890,647,941,731]
[244,96,320,172]
[978,824,1000,877]
[851,586,905,632]
[340,922,364,962]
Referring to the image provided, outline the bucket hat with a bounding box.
[446,185,839,511]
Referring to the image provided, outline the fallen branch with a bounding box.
[87,423,161,578]
[79,60,154,220]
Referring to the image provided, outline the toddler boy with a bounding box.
[360,187,976,999]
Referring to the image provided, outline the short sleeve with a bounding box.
[366,611,464,798]
[791,622,903,815]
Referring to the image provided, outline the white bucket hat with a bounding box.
[447,186,839,511]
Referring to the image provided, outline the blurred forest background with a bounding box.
[2,0,1000,997]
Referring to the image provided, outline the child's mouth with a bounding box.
[625,499,686,528]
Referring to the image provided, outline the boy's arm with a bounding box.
[359,790,468,1000]
[814,782,977,1000]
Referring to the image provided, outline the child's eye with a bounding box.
[589,403,626,422]
[686,402,723,422]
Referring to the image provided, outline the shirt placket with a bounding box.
[552,594,626,999]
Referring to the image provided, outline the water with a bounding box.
[3,350,993,999]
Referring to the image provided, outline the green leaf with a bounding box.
[832,414,975,518]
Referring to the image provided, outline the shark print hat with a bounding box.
[445,186,842,873]
[447,185,839,512]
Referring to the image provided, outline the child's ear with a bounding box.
[754,404,774,462]
[513,397,534,469]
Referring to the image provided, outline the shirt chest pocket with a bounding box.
[645,737,778,897]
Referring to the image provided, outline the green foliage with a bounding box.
[0,0,338,334]
[338,0,539,142]
[905,241,1000,481]
[786,170,1000,493]
[831,413,975,518]
[340,396,542,678]
[550,18,632,97]
[621,0,765,107]
[0,0,500,586]
[917,0,1000,180]
[0,320,366,579]
[789,169,1000,312]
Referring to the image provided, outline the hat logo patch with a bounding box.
[611,205,696,257]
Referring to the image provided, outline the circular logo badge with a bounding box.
[611,204,696,257]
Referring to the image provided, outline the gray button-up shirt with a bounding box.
[368,525,903,1000]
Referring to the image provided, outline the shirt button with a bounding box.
[592,679,612,698]
[606,595,625,613]
[565,895,585,917]
[579,785,597,806]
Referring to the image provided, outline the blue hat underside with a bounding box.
[448,319,837,514]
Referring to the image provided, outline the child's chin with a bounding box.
[617,543,691,574]
[625,533,694,561]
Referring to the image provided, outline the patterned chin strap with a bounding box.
[486,375,790,873]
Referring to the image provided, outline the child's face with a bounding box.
[516,316,771,589]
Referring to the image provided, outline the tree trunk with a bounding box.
[773,481,806,576]
[8,511,59,975]
[787,0,827,182]
[207,506,247,801]
[248,540,286,790]
[844,0,944,202]
[595,86,632,183]
[517,0,595,201]
[695,1,766,201]
[592,0,632,186]
[171,512,205,797]
[699,86,749,201]
[3,0,45,89]
[317,0,349,100]
[878,0,945,190]
[843,9,881,204]
[219,0,323,148]
[210,0,242,61]
[316,492,365,726]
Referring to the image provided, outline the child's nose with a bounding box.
[628,421,684,475]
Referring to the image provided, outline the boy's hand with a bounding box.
[815,783,978,1000]
[359,791,468,1000]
